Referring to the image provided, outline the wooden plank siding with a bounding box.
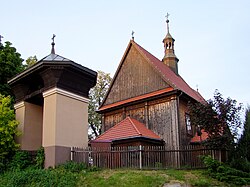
[72,145,228,169]
[103,44,169,106]
[148,98,179,149]
[99,43,198,149]
[103,96,182,149]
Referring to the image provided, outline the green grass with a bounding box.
[80,170,170,187]
[0,168,240,187]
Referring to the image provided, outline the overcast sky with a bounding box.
[1,0,250,110]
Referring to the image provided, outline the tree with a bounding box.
[236,106,250,160]
[0,41,24,96]
[188,90,242,149]
[88,71,112,140]
[25,55,37,68]
[0,94,20,160]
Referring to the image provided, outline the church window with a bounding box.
[185,113,192,135]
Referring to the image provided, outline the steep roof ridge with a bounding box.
[133,41,205,103]
[99,39,205,109]
[99,41,134,108]
[131,40,177,89]
[193,89,206,103]
[93,116,162,142]
[128,117,142,135]
[177,75,206,103]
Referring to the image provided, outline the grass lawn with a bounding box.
[0,168,232,187]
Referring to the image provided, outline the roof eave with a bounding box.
[8,60,97,85]
[98,88,178,113]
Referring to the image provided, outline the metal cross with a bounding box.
[131,31,135,40]
[52,34,56,43]
[165,13,170,21]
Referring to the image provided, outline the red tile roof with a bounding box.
[91,117,162,142]
[133,41,206,103]
[99,87,174,111]
[190,129,209,143]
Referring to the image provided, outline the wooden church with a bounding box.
[91,17,206,149]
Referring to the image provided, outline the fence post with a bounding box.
[70,147,73,161]
[218,150,221,162]
[139,145,142,169]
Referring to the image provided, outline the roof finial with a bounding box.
[51,34,56,54]
[196,84,199,92]
[0,35,3,44]
[165,13,170,33]
[131,31,135,41]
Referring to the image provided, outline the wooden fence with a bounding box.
[71,145,227,169]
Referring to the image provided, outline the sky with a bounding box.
[1,0,250,111]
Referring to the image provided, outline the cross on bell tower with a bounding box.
[162,13,179,75]
[51,34,56,54]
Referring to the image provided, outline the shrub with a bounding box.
[0,95,20,162]
[8,150,32,171]
[56,161,88,173]
[200,155,221,173]
[34,147,45,169]
[230,157,250,173]
[0,159,6,173]
[202,155,250,185]
[1,168,78,187]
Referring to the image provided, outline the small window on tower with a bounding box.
[185,113,192,135]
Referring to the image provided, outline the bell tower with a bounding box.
[162,13,179,75]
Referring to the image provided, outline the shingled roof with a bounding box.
[99,40,205,111]
[91,117,162,143]
[133,41,205,103]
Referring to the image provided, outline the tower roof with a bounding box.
[164,32,173,40]
[40,53,72,62]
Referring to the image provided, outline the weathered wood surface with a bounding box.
[103,44,169,106]
[103,96,181,149]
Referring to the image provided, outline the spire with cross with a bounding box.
[162,13,179,75]
[51,34,56,54]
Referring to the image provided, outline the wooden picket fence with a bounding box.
[71,145,227,169]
